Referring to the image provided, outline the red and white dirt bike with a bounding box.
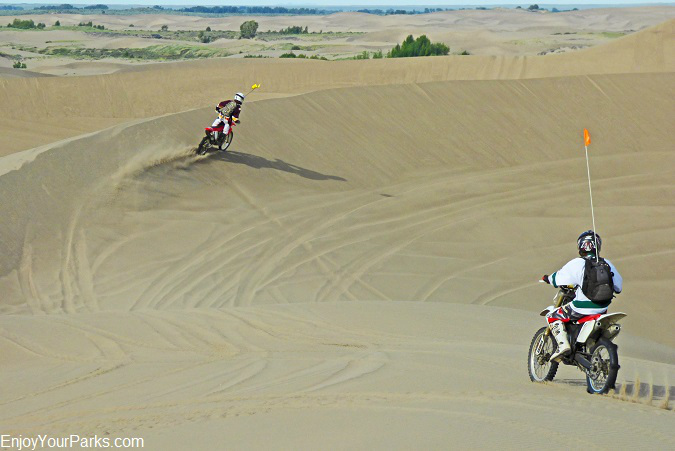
[196,114,238,155]
[527,284,626,394]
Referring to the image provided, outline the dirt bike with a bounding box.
[527,284,626,394]
[196,115,237,155]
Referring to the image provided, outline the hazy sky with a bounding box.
[10,0,673,5]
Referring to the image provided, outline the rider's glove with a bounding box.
[541,275,550,284]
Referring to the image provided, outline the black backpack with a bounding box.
[582,257,614,304]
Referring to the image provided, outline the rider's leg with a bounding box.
[211,118,221,142]
[546,305,574,361]
[549,320,571,361]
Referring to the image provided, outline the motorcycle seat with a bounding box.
[573,314,602,324]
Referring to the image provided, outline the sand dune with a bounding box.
[1,11,673,450]
[1,72,673,445]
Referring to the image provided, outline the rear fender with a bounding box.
[577,313,627,344]
[595,312,627,329]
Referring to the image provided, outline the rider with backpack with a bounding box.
[541,230,623,361]
[210,92,244,143]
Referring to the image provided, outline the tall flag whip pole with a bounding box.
[583,128,599,262]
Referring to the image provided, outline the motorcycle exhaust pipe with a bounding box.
[602,324,621,339]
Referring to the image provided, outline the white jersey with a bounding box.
[551,257,623,315]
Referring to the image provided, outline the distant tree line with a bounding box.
[35,4,76,10]
[32,3,106,9]
[357,8,456,15]
[179,6,332,15]
[0,5,23,10]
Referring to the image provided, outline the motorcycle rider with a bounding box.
[541,230,623,361]
[210,92,244,144]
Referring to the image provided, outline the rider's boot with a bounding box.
[549,321,571,362]
[212,131,219,143]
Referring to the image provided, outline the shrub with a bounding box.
[240,20,258,39]
[387,35,449,58]
[372,50,383,59]
[37,23,46,29]
[206,26,211,31]
[291,45,301,50]
[160,25,168,31]
[354,50,369,59]
[9,19,36,29]
[309,54,328,60]
[276,25,308,34]
[54,20,60,27]
[13,61,27,69]
[198,31,209,43]
[279,52,296,58]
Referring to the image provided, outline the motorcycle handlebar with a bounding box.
[537,280,576,290]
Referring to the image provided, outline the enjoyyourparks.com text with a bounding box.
[1,434,144,450]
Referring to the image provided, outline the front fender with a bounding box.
[540,306,556,317]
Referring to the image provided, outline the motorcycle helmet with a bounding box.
[234,92,245,104]
[577,230,601,255]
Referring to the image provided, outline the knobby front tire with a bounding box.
[196,136,209,155]
[528,326,559,382]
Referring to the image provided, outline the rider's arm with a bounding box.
[549,258,584,288]
[605,259,623,293]
[216,100,228,113]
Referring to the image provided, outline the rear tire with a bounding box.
[528,326,559,382]
[586,338,619,394]
[219,131,233,151]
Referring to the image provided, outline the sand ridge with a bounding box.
[1,19,673,156]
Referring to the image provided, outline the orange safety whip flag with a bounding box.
[584,128,591,147]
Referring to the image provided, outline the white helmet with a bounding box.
[234,92,245,103]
